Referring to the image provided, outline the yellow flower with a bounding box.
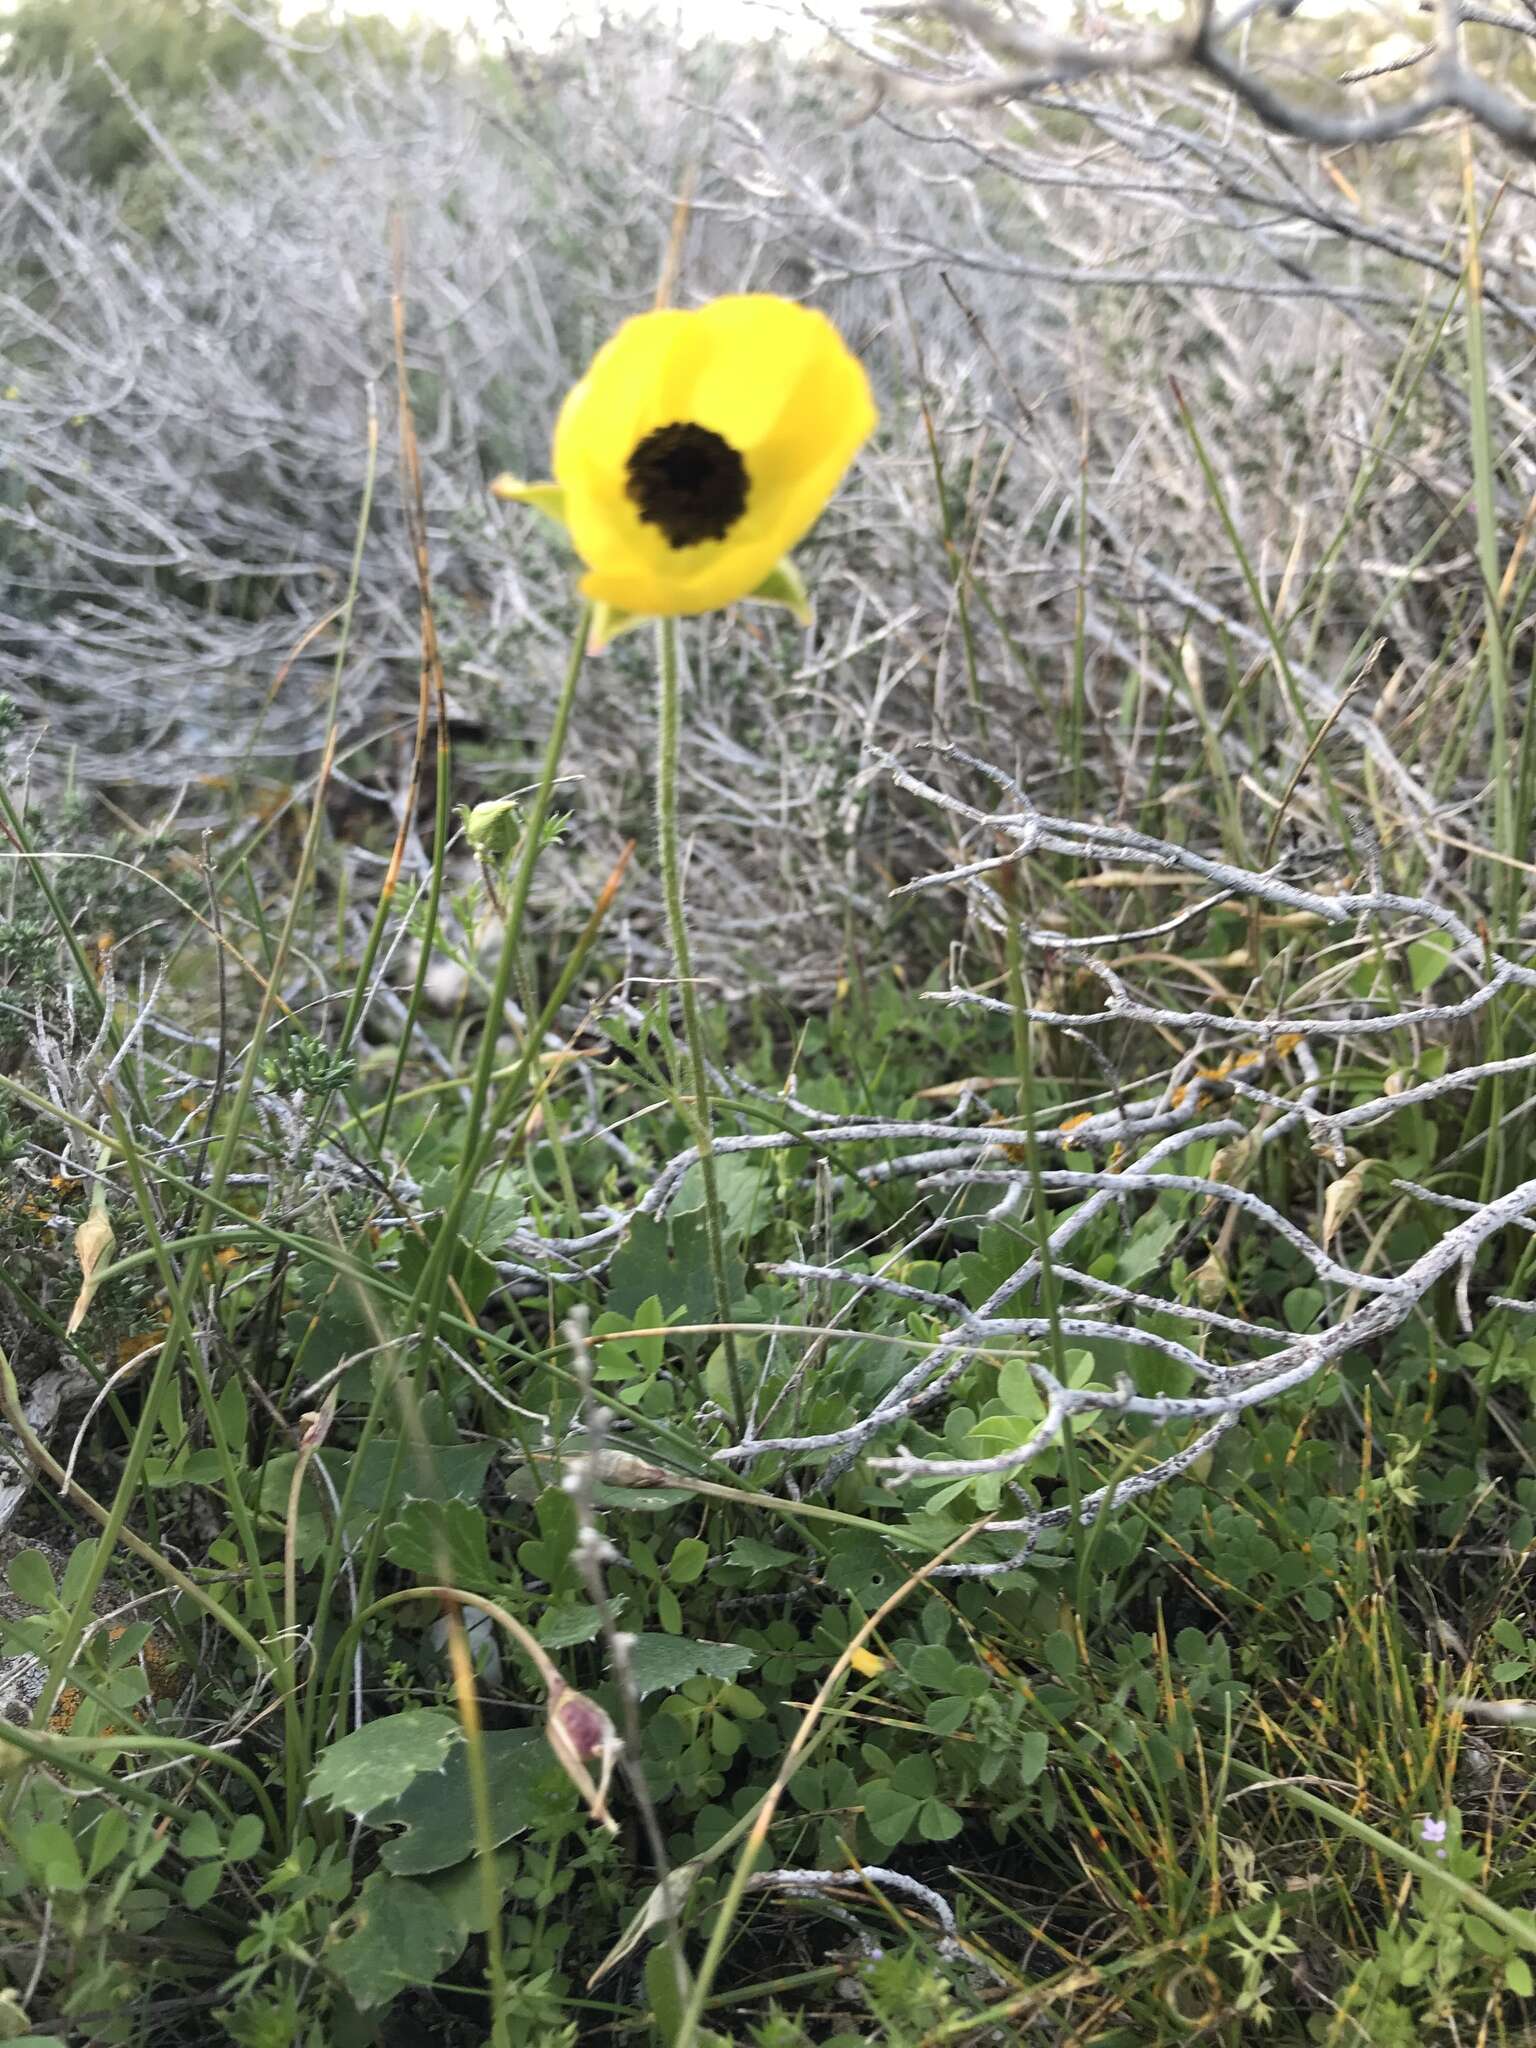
[492,294,876,650]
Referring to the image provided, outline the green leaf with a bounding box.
[906,1644,959,1691]
[824,1534,903,1605]
[669,1537,709,1585]
[376,1729,548,1876]
[416,1847,520,1937]
[917,1798,963,1841]
[645,1939,692,2044]
[672,1153,771,1242]
[308,1710,458,1820]
[258,1438,494,1567]
[58,1539,99,1611]
[1507,1955,1533,1998]
[891,1754,938,1798]
[709,1714,743,1759]
[1407,930,1455,993]
[591,1295,670,1380]
[1017,1731,1049,1784]
[104,1622,153,1672]
[21,1821,84,1894]
[623,1636,755,1699]
[969,1413,1051,1457]
[460,1167,527,1251]
[517,1486,578,1588]
[1463,1914,1508,1957]
[1284,1287,1325,1333]
[6,1549,55,1609]
[1301,1583,1333,1622]
[384,1499,495,1586]
[226,1814,264,1861]
[537,1601,610,1649]
[1043,1630,1078,1680]
[1174,1627,1212,1667]
[725,1537,796,1576]
[606,1214,745,1343]
[179,1811,224,1860]
[84,1806,129,1881]
[996,1355,1044,1419]
[1118,1210,1181,1286]
[216,1374,248,1456]
[182,1861,223,1910]
[862,1780,920,1847]
[328,1869,467,2010]
[149,1448,224,1487]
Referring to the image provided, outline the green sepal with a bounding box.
[747,556,811,626]
[489,476,568,533]
[587,601,646,655]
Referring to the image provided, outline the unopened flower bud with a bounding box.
[1193,1252,1228,1309]
[464,796,524,861]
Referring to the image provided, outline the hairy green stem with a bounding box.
[654,615,745,1431]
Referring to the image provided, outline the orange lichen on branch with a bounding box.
[48,1628,185,1736]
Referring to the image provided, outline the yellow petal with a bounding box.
[553,310,696,484]
[684,297,837,451]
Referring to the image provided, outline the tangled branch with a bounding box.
[873,0,1536,160]
[502,748,1536,1566]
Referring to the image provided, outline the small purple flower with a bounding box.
[1419,1815,1449,1858]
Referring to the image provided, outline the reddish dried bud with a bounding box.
[550,1683,611,1763]
[297,1389,338,1452]
[545,1679,620,1834]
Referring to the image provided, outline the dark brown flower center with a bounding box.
[625,421,749,549]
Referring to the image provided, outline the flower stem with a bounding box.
[655,615,746,1433]
[400,602,590,1363]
